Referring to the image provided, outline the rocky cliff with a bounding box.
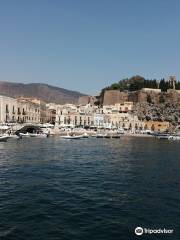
[102,89,180,125]
[133,102,180,126]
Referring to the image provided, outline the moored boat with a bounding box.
[0,135,9,142]
[19,132,31,137]
[29,133,48,138]
[96,134,106,138]
[104,134,111,139]
[156,134,170,139]
[8,134,21,139]
[82,133,89,138]
[111,135,121,139]
[168,135,180,140]
[60,134,83,139]
[19,132,48,138]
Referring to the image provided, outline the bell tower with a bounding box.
[169,76,176,90]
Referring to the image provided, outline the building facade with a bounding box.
[0,95,17,123]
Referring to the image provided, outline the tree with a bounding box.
[159,79,167,92]
[175,81,180,90]
[110,83,120,90]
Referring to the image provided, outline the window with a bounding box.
[12,106,15,114]
[6,104,9,113]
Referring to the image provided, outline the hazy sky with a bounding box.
[0,0,180,94]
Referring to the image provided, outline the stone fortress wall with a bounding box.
[102,89,180,105]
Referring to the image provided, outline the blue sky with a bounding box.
[0,0,180,94]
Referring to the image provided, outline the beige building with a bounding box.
[56,111,92,127]
[27,98,47,123]
[0,95,17,123]
[0,95,42,124]
[46,103,57,124]
[104,113,142,130]
[103,102,133,114]
[17,98,40,123]
[143,121,169,132]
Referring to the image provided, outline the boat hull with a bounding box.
[60,135,83,139]
[0,136,9,142]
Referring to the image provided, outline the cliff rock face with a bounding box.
[102,89,180,125]
[133,103,180,125]
[0,81,85,104]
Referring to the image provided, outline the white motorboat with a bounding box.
[19,132,31,137]
[60,134,83,139]
[168,135,180,140]
[19,132,48,138]
[156,134,170,139]
[8,134,21,139]
[96,134,106,138]
[91,134,97,137]
[29,133,48,138]
[82,133,89,138]
[0,135,9,142]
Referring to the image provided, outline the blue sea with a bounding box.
[0,137,179,240]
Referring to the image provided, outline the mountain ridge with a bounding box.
[0,81,85,104]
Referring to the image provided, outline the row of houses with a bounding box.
[0,95,169,132]
[0,95,55,124]
[54,102,169,132]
